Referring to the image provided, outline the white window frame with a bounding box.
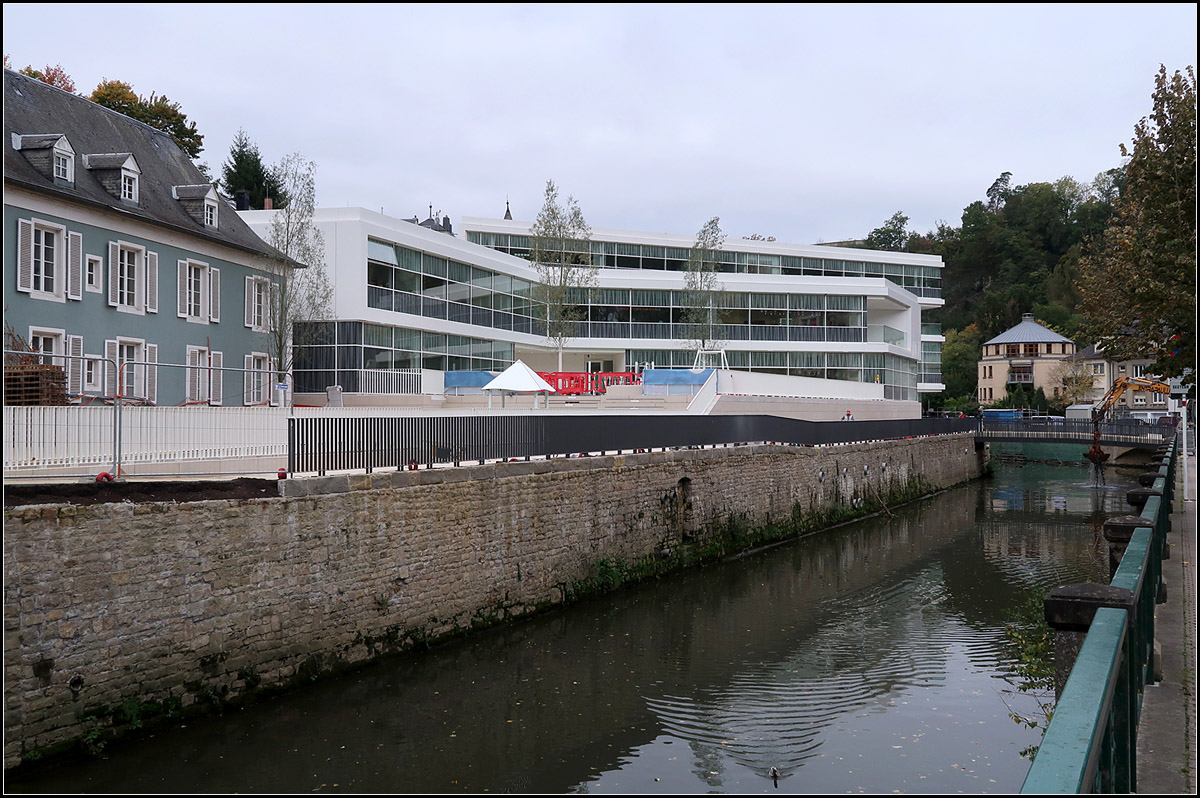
[105,337,157,402]
[245,275,272,332]
[1092,363,1105,375]
[186,345,224,405]
[18,219,69,303]
[83,354,103,392]
[177,259,219,324]
[86,254,103,293]
[1134,364,1147,378]
[186,345,211,403]
[28,326,64,367]
[109,241,158,315]
[118,246,140,310]
[245,352,271,405]
[121,169,139,202]
[204,198,218,227]
[52,138,75,183]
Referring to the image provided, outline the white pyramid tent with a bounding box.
[481,360,556,407]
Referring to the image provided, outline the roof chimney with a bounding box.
[235,190,250,211]
[443,215,453,235]
[264,197,274,211]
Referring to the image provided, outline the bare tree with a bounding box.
[1054,357,1100,407]
[263,153,331,394]
[529,180,595,371]
[679,217,727,355]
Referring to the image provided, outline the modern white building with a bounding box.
[240,206,946,404]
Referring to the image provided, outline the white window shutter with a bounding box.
[67,334,84,394]
[244,354,254,405]
[105,339,118,396]
[177,260,189,317]
[146,251,158,313]
[145,344,158,404]
[108,242,119,306]
[209,268,220,322]
[210,351,223,405]
[67,232,83,300]
[187,347,201,402]
[17,219,33,293]
[245,276,254,327]
[268,356,278,406]
[269,281,280,333]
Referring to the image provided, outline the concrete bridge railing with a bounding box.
[1021,435,1178,793]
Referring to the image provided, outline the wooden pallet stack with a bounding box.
[4,364,67,406]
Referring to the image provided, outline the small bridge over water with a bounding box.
[976,419,1172,450]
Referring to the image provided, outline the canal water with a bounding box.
[9,463,1139,794]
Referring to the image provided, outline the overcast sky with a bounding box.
[4,3,1196,245]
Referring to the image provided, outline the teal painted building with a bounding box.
[4,69,293,406]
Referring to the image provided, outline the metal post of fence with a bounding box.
[4,349,122,478]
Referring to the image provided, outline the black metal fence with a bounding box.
[287,414,977,476]
[978,419,1171,448]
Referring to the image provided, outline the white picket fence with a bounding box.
[4,405,292,475]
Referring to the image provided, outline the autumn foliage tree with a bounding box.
[1078,65,1196,378]
[89,78,205,160]
[15,61,76,93]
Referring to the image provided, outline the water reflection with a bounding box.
[9,463,1133,794]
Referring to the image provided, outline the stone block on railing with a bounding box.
[1044,583,1134,697]
[1126,486,1162,511]
[1102,515,1153,580]
[1137,472,1160,487]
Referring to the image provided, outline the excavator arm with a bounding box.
[1085,376,1171,467]
[1091,376,1172,422]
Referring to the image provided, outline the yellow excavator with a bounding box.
[1085,376,1172,465]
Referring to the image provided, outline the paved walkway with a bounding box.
[1136,449,1197,793]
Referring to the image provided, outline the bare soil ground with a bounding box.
[4,478,280,507]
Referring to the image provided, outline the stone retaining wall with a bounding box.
[3,435,983,768]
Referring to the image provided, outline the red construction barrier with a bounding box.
[536,372,642,396]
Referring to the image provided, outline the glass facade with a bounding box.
[626,349,919,401]
[366,239,546,335]
[467,231,942,299]
[291,228,933,402]
[366,239,869,344]
[293,320,515,393]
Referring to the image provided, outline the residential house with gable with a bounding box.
[976,313,1076,405]
[3,69,295,406]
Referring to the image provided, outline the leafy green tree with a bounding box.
[679,217,727,353]
[940,324,983,402]
[221,129,287,210]
[89,79,204,160]
[1078,65,1196,378]
[864,211,911,251]
[529,180,596,371]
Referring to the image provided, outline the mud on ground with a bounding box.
[4,478,280,507]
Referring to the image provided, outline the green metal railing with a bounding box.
[1021,437,1177,792]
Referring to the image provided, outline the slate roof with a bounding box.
[3,69,290,265]
[983,313,1074,346]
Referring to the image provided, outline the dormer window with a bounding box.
[84,152,140,202]
[122,171,138,201]
[172,184,221,228]
[13,133,74,184]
